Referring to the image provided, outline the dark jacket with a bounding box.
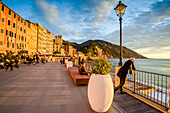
[79,65,88,75]
[117,60,136,78]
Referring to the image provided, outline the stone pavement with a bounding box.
[113,90,161,113]
[0,62,162,113]
[0,62,119,113]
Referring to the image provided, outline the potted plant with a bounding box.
[88,57,114,112]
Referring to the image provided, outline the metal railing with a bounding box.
[85,61,170,110]
[126,70,170,109]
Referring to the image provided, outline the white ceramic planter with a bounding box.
[88,74,114,112]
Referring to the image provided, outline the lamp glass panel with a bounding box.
[115,4,126,15]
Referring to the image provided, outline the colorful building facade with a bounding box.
[0,1,27,54]
[54,35,63,52]
[26,20,37,54]
[46,31,53,54]
[0,1,54,55]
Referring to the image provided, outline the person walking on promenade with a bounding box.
[5,59,14,71]
[14,56,20,68]
[78,57,81,65]
[4,59,9,71]
[41,57,44,64]
[33,56,36,65]
[114,58,136,94]
[63,56,65,64]
[36,55,39,63]
[50,57,53,62]
[81,57,85,64]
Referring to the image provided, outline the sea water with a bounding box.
[110,59,170,75]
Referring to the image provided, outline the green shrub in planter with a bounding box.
[91,58,114,75]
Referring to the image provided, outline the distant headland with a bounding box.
[63,40,147,59]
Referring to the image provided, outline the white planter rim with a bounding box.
[91,73,110,76]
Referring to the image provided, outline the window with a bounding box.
[18,25,19,30]
[28,23,30,27]
[18,17,20,21]
[7,42,9,47]
[20,27,22,31]
[22,44,24,48]
[20,43,21,47]
[12,32,13,37]
[0,41,3,46]
[1,5,4,12]
[9,31,11,36]
[21,19,23,23]
[25,44,26,48]
[17,43,18,48]
[24,22,26,25]
[14,13,16,18]
[13,23,15,28]
[15,33,16,38]
[1,18,4,22]
[19,35,20,40]
[1,29,4,34]
[8,10,11,15]
[24,29,25,33]
[6,30,8,35]
[12,43,14,48]
[25,38,26,42]
[8,20,10,26]
[21,36,23,40]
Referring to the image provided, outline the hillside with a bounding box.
[63,40,147,59]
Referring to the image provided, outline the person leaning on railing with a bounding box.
[114,58,136,94]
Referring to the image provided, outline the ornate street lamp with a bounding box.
[114,0,127,66]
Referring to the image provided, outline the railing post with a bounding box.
[134,70,136,94]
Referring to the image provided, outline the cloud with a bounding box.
[34,0,68,32]
[105,0,170,58]
[4,0,169,58]
[93,0,117,25]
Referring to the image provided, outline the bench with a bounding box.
[68,67,90,85]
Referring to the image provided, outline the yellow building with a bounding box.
[35,23,47,54]
[54,35,63,52]
[68,46,73,56]
[77,51,85,58]
[60,48,65,55]
[46,31,53,54]
[77,51,85,57]
[26,20,37,54]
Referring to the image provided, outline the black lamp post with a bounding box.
[114,0,127,66]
